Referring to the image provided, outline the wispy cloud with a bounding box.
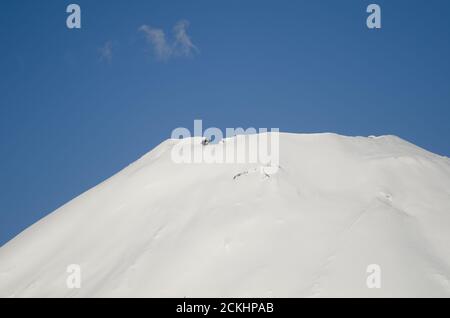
[99,41,113,63]
[139,25,172,60]
[172,20,198,57]
[139,20,198,61]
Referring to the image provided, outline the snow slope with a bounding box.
[1,133,450,298]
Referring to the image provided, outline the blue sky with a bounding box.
[0,0,449,245]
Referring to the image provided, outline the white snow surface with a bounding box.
[1,133,450,297]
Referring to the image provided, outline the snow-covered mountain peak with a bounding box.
[1,132,449,297]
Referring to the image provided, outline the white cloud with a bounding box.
[139,25,172,61]
[99,41,113,63]
[139,20,198,61]
[172,20,199,57]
